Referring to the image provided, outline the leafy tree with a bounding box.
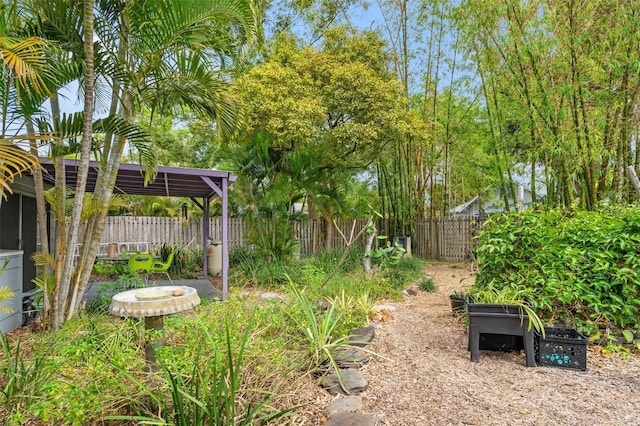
[229,27,407,254]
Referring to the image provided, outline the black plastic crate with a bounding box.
[535,327,587,371]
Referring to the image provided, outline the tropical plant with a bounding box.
[0,286,14,315]
[467,285,545,335]
[9,0,262,329]
[288,283,352,376]
[0,2,53,207]
[0,333,54,419]
[107,317,295,425]
[0,258,15,315]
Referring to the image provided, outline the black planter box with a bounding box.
[467,303,536,367]
[468,303,525,316]
[449,295,466,315]
[536,327,587,371]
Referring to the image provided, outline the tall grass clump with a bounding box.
[1,334,55,423]
[286,284,374,376]
[382,256,424,288]
[110,315,295,425]
[229,246,262,284]
[311,245,363,274]
[255,257,296,286]
[2,315,144,425]
[230,247,296,286]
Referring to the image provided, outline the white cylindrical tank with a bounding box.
[207,241,222,276]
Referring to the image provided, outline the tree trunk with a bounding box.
[26,118,51,316]
[363,221,376,274]
[54,0,95,328]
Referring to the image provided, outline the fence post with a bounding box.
[429,218,438,259]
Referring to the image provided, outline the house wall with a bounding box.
[455,186,538,216]
[0,178,38,293]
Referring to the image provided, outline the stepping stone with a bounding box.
[324,395,363,416]
[321,368,368,395]
[347,326,375,347]
[326,412,376,426]
[259,292,284,300]
[403,287,418,296]
[373,303,396,312]
[333,347,370,369]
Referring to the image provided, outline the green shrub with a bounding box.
[419,276,436,292]
[473,207,640,335]
[311,245,363,274]
[382,256,424,288]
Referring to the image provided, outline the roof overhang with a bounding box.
[39,159,236,199]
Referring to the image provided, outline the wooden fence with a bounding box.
[91,215,484,261]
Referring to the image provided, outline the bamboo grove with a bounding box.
[375,0,640,231]
[455,0,640,209]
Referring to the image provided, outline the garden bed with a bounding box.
[3,262,639,425]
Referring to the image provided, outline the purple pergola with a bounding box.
[39,159,236,298]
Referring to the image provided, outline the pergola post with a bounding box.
[221,177,229,298]
[202,195,209,280]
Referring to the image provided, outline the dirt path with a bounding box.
[357,261,640,426]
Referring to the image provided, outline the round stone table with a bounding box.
[109,286,200,369]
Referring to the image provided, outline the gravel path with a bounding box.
[356,261,640,426]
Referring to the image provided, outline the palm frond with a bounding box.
[93,115,156,178]
[0,285,15,313]
[0,35,54,97]
[42,186,67,222]
[128,0,259,53]
[0,139,40,198]
[80,194,129,223]
[31,251,55,269]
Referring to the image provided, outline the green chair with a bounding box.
[93,261,117,275]
[151,251,175,284]
[127,253,154,285]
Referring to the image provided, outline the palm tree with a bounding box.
[0,1,52,200]
[23,0,262,327]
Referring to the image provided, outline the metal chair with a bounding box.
[93,260,117,275]
[127,253,154,285]
[150,251,175,284]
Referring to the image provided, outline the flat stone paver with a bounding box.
[324,395,363,416]
[321,368,368,395]
[326,412,376,426]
